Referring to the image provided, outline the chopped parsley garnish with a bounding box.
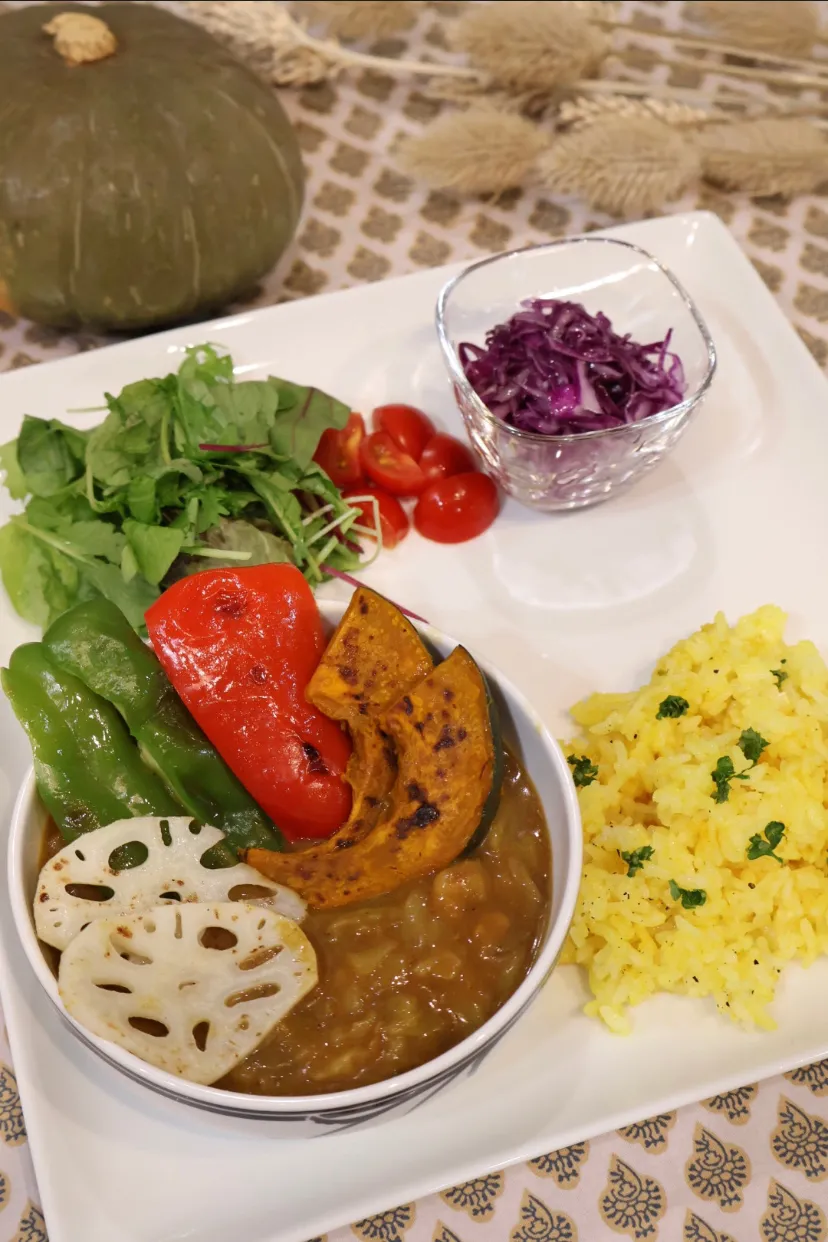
[739,728,769,764]
[747,820,786,864]
[711,756,748,803]
[620,845,654,877]
[656,695,689,719]
[669,879,707,909]
[711,728,769,802]
[567,754,598,788]
[771,668,788,688]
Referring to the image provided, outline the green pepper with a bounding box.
[42,598,284,856]
[2,643,180,842]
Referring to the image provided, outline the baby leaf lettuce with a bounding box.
[0,346,360,632]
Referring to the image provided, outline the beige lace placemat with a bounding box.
[3,2,828,1240]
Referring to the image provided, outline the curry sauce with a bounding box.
[40,751,550,1097]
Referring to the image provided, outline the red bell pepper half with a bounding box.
[145,565,352,842]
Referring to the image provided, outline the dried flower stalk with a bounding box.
[691,0,823,59]
[699,117,828,196]
[398,108,549,195]
[300,1,423,40]
[540,117,701,216]
[557,95,713,132]
[185,1,479,87]
[451,1,611,94]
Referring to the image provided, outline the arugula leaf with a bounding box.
[0,440,27,501]
[126,475,158,524]
[241,470,308,560]
[0,344,360,633]
[267,380,350,469]
[656,695,689,719]
[0,521,81,628]
[123,520,185,586]
[191,519,293,570]
[79,560,158,630]
[669,879,707,909]
[747,820,786,864]
[59,521,125,563]
[567,754,598,788]
[739,728,769,764]
[194,487,232,534]
[23,497,124,562]
[620,845,654,877]
[86,380,175,489]
[16,416,87,497]
[121,544,140,584]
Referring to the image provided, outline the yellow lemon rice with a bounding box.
[560,604,828,1034]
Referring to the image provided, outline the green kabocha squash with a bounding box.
[0,4,305,330]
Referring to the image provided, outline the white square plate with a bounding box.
[2,211,828,1242]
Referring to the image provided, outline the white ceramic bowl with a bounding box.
[8,600,582,1137]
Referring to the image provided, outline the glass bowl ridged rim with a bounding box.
[435,236,718,445]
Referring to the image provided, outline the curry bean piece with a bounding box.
[310,1043,373,1082]
[401,887,431,948]
[340,981,369,1015]
[431,859,489,916]
[374,949,410,990]
[348,944,393,976]
[386,993,422,1029]
[413,949,463,981]
[445,990,486,1030]
[324,910,386,940]
[500,856,542,910]
[472,910,511,951]
[492,950,526,997]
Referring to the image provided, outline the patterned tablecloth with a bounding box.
[4,2,828,1239]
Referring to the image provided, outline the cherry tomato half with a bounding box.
[414,473,499,544]
[360,430,427,496]
[372,404,435,461]
[313,412,366,489]
[343,486,410,550]
[419,433,477,483]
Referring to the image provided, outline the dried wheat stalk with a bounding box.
[300,1,423,40]
[626,49,828,94]
[398,108,549,195]
[691,0,824,58]
[540,116,701,216]
[699,117,828,196]
[185,1,480,86]
[450,1,611,94]
[424,77,554,119]
[557,95,713,132]
[571,0,621,18]
[601,15,828,77]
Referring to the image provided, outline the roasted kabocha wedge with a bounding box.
[244,646,504,908]
[244,587,433,898]
[306,586,434,842]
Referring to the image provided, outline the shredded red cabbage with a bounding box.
[459,299,686,436]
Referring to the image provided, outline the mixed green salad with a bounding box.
[0,346,363,632]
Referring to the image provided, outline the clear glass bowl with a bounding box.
[435,237,717,512]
